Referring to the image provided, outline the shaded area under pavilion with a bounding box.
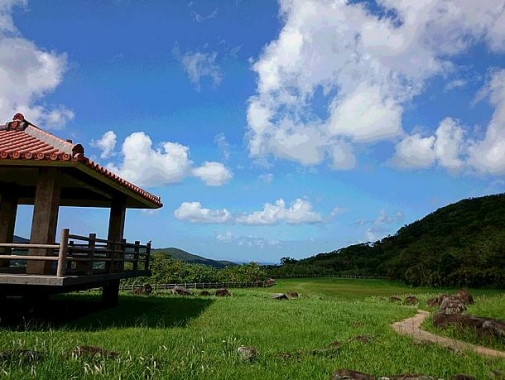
[0,113,162,305]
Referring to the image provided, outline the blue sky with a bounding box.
[2,0,505,263]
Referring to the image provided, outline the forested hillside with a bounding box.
[267,194,505,288]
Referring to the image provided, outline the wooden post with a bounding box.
[145,240,151,271]
[27,168,61,274]
[107,197,126,274]
[87,233,96,275]
[133,240,140,271]
[56,228,69,277]
[0,189,18,268]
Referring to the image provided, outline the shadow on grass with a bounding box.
[0,294,214,331]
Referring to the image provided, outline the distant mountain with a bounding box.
[271,193,505,288]
[153,247,237,268]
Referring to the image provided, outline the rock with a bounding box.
[331,369,375,380]
[271,293,289,300]
[348,335,374,344]
[171,286,192,296]
[450,375,476,380]
[455,291,474,305]
[389,296,402,303]
[265,278,276,286]
[404,295,419,305]
[433,313,505,338]
[287,291,299,298]
[490,369,505,379]
[438,296,466,315]
[382,376,434,380]
[0,349,44,363]
[132,283,153,295]
[70,345,118,359]
[427,294,450,308]
[199,290,211,296]
[215,288,231,297]
[237,346,256,361]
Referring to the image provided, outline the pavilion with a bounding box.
[0,113,162,305]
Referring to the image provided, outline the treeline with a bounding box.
[123,251,268,285]
[265,194,505,288]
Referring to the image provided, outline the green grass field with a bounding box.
[0,278,504,379]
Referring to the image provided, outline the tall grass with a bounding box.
[0,278,503,379]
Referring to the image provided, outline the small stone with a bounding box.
[199,290,211,296]
[404,296,419,305]
[237,346,256,361]
[287,291,299,298]
[331,369,374,380]
[171,286,192,296]
[0,349,44,363]
[389,296,402,303]
[271,293,289,300]
[215,288,231,297]
[455,291,474,305]
[450,375,476,380]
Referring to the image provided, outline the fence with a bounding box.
[0,228,151,277]
[121,280,276,292]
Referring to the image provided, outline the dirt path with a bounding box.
[392,310,505,359]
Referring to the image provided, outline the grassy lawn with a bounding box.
[0,278,504,379]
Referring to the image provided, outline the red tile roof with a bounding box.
[0,114,162,208]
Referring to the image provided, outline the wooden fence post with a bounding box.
[145,240,151,271]
[133,240,140,271]
[56,228,69,277]
[87,233,96,275]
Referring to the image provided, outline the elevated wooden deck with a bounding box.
[0,229,151,298]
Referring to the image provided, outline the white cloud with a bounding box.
[391,133,436,168]
[91,131,117,159]
[214,133,230,161]
[258,173,274,183]
[191,7,218,22]
[174,202,232,223]
[0,0,73,128]
[468,69,505,174]
[235,198,322,225]
[105,132,232,187]
[374,209,404,225]
[444,79,467,92]
[192,161,233,186]
[216,231,233,242]
[246,0,505,173]
[330,207,347,217]
[180,50,222,89]
[107,132,192,187]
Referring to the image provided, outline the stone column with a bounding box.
[0,189,19,268]
[26,168,61,275]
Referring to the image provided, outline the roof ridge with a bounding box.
[24,125,83,157]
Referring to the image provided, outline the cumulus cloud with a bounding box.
[374,209,404,225]
[174,202,232,223]
[0,0,73,128]
[247,0,505,173]
[192,161,233,186]
[106,132,233,187]
[235,198,322,225]
[91,131,117,159]
[176,198,323,226]
[468,69,505,174]
[178,49,222,89]
[214,133,230,161]
[391,118,466,170]
[258,173,274,183]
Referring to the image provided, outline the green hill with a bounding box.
[270,193,505,288]
[152,247,237,269]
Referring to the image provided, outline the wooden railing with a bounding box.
[0,229,151,277]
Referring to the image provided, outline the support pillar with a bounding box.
[0,189,18,268]
[107,197,126,274]
[27,168,61,275]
